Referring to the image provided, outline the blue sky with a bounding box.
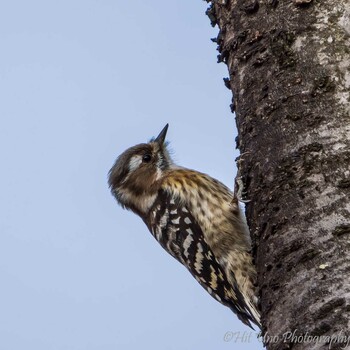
[0,1,263,349]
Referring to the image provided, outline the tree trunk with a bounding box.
[206,0,350,349]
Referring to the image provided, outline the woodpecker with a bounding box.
[108,124,260,329]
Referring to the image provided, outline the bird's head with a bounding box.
[108,124,173,212]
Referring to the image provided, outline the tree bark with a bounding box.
[206,0,350,349]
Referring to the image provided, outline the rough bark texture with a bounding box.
[206,0,350,349]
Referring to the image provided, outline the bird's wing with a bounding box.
[145,190,259,329]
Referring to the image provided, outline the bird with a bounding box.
[108,124,260,329]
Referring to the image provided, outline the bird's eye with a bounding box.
[142,154,152,163]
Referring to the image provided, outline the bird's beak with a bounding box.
[154,124,169,145]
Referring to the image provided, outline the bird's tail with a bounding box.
[229,286,261,330]
[242,291,261,329]
[225,253,261,329]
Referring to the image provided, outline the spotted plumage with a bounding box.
[108,124,260,329]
